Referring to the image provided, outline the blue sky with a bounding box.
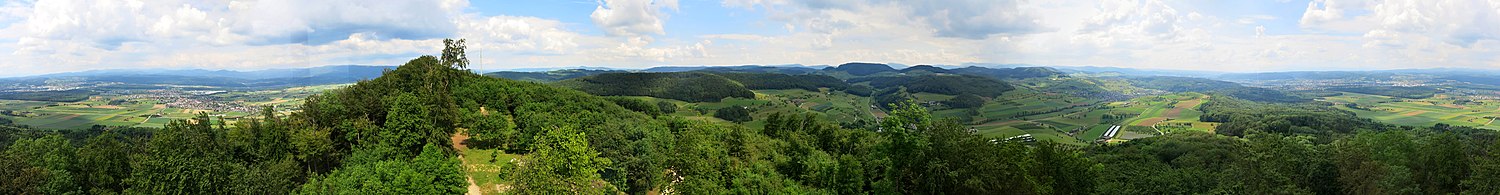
[0,0,1498,76]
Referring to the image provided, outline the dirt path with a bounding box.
[452,131,482,195]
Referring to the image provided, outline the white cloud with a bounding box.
[457,15,582,54]
[1071,0,1198,48]
[590,0,678,37]
[1301,0,1500,46]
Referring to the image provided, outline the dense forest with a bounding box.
[4,40,1500,195]
[0,89,98,102]
[556,72,755,102]
[1328,86,1442,99]
[821,63,896,76]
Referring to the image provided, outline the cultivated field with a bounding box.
[0,83,347,130]
[1321,92,1500,129]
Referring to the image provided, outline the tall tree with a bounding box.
[514,125,613,194]
[127,113,240,194]
[76,132,131,193]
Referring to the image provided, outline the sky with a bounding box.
[0,0,1498,76]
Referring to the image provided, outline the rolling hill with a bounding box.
[555,72,755,102]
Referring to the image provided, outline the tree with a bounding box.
[127,113,240,194]
[76,132,132,193]
[657,101,677,114]
[942,93,986,109]
[514,126,613,194]
[1466,139,1500,194]
[4,134,79,194]
[714,106,752,123]
[441,39,469,70]
[300,144,466,194]
[382,92,443,154]
[467,109,516,149]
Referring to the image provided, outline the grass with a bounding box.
[955,92,1219,144]
[461,148,519,195]
[1322,92,1500,129]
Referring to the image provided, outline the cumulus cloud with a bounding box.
[457,15,582,55]
[1072,0,1199,48]
[726,0,1048,39]
[1301,0,1500,46]
[591,0,678,37]
[14,0,460,49]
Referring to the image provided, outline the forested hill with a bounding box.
[853,74,1015,97]
[713,72,849,91]
[555,72,755,102]
[822,62,897,76]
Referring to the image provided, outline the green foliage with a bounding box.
[514,126,613,194]
[714,106,752,123]
[1328,86,1440,99]
[466,108,517,149]
[76,132,132,193]
[3,134,80,194]
[605,96,663,116]
[876,101,1101,194]
[656,101,677,114]
[127,114,240,194]
[825,63,896,76]
[941,93,986,109]
[300,144,467,194]
[557,72,755,102]
[0,89,98,102]
[843,85,874,96]
[381,92,445,155]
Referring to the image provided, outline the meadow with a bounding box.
[954,91,1218,145]
[1321,92,1500,129]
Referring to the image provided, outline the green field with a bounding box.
[954,91,1218,145]
[1321,92,1500,129]
[461,148,519,194]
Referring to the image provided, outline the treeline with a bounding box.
[712,72,849,91]
[856,75,1013,97]
[557,72,755,102]
[0,89,98,102]
[1329,86,1441,99]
